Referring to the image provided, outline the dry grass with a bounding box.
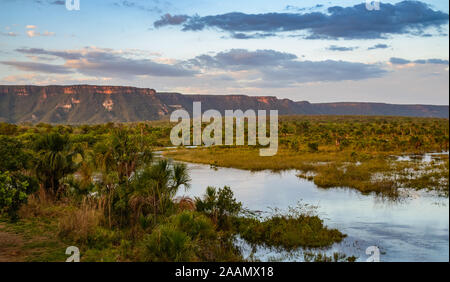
[57,198,104,244]
[19,188,69,219]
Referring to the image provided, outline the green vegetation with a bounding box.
[164,116,449,196]
[0,172,37,221]
[0,120,348,262]
[236,204,345,249]
[0,116,448,261]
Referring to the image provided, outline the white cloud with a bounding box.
[26,30,55,37]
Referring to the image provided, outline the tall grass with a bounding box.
[57,198,104,245]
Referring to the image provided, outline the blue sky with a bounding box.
[0,0,449,105]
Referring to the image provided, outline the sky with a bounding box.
[0,0,449,105]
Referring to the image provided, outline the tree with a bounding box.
[34,133,82,197]
[0,172,38,221]
[127,160,191,222]
[0,136,32,172]
[93,128,153,184]
[195,186,242,228]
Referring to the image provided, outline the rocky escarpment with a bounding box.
[0,85,448,124]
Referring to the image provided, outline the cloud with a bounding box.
[26,25,37,29]
[327,45,358,51]
[26,29,55,37]
[114,0,171,14]
[1,32,18,37]
[188,49,298,69]
[230,32,276,39]
[390,57,449,65]
[390,57,412,65]
[154,13,190,28]
[189,49,387,86]
[12,47,197,78]
[8,48,446,87]
[16,48,83,60]
[50,0,65,5]
[368,44,389,50]
[425,59,450,65]
[5,47,388,85]
[154,1,449,39]
[0,61,73,74]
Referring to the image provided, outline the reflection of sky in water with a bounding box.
[175,161,449,262]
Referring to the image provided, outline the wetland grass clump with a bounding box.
[235,209,345,250]
[311,159,398,195]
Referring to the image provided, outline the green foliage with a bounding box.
[0,136,32,172]
[141,211,241,262]
[34,132,82,196]
[195,186,242,229]
[0,172,38,221]
[236,205,345,249]
[142,224,195,262]
[106,159,191,228]
[93,128,153,184]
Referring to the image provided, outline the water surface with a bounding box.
[174,160,449,262]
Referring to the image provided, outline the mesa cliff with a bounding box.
[0,85,448,124]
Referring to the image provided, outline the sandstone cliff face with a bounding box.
[0,85,448,124]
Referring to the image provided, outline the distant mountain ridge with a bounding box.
[0,85,448,124]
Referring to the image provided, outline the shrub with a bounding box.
[142,224,195,262]
[141,211,241,262]
[0,172,38,221]
[195,186,242,229]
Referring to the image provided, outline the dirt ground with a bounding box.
[0,223,25,262]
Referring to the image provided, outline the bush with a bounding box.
[142,224,195,262]
[141,211,241,262]
[195,186,242,229]
[0,172,38,221]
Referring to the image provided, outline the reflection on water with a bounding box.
[175,161,449,262]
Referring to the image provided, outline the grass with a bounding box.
[0,195,126,262]
[0,215,68,262]
[164,146,370,171]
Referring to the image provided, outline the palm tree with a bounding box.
[92,128,152,227]
[34,133,82,197]
[94,128,153,184]
[128,159,191,223]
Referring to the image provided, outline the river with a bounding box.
[171,154,449,262]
